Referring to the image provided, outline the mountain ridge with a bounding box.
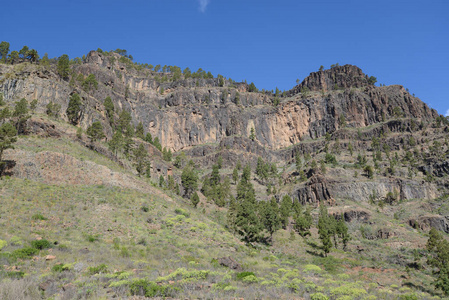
[1,48,449,299]
[0,51,438,152]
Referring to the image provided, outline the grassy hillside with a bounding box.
[0,120,446,299]
[0,55,448,299]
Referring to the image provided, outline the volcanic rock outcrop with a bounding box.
[0,52,438,152]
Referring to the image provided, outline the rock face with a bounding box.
[294,174,333,204]
[288,65,372,93]
[420,158,449,178]
[0,52,438,152]
[329,178,439,203]
[290,172,439,205]
[409,215,449,233]
[329,208,371,223]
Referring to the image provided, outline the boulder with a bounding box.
[216,256,242,271]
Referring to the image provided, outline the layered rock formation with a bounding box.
[0,52,438,152]
[0,50,445,209]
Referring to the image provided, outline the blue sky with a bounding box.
[1,0,448,115]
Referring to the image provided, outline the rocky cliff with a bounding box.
[0,52,438,152]
[1,50,446,208]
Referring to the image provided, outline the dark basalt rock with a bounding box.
[409,215,449,233]
[293,174,333,205]
[0,55,438,152]
[288,64,371,94]
[216,256,242,271]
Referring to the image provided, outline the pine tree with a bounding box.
[159,175,165,188]
[145,161,151,178]
[19,46,29,59]
[135,122,144,139]
[86,121,105,142]
[181,165,198,198]
[427,228,449,295]
[191,192,200,208]
[262,197,282,242]
[279,195,292,229]
[57,54,70,79]
[104,96,114,124]
[167,175,175,191]
[294,205,312,238]
[0,122,17,162]
[145,133,153,144]
[232,167,239,184]
[109,130,123,156]
[133,143,147,177]
[318,202,333,256]
[336,214,350,250]
[117,110,132,133]
[67,93,82,125]
[249,127,256,141]
[0,41,10,63]
[210,164,220,186]
[217,155,223,169]
[153,137,162,151]
[174,151,186,168]
[234,164,262,243]
[13,98,30,134]
[30,99,38,113]
[256,157,269,181]
[236,160,242,170]
[82,74,98,91]
[13,98,28,117]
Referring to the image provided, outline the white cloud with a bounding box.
[198,0,210,12]
[446,109,449,117]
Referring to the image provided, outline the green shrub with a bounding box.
[330,284,367,298]
[9,236,22,246]
[10,247,38,260]
[174,215,186,222]
[399,294,419,300]
[0,239,7,250]
[197,222,207,230]
[85,234,100,242]
[31,239,51,250]
[313,256,341,274]
[120,246,130,258]
[31,213,47,220]
[52,264,64,272]
[109,280,130,288]
[213,282,231,290]
[242,274,259,283]
[117,271,132,280]
[57,244,69,251]
[304,264,322,273]
[52,263,73,272]
[174,208,190,218]
[88,264,108,275]
[224,285,237,291]
[156,268,211,282]
[129,279,169,297]
[310,292,329,300]
[335,296,353,300]
[6,271,25,279]
[236,271,255,280]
